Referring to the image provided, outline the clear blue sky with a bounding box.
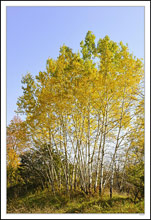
[7,6,144,125]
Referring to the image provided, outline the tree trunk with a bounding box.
[94,122,103,192]
[99,112,107,196]
[110,164,114,199]
[87,109,91,193]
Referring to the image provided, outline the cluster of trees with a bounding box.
[7,31,144,200]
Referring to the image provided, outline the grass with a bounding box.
[7,189,144,214]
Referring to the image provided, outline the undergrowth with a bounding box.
[7,189,144,214]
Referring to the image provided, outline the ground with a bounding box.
[7,188,144,214]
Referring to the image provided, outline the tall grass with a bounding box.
[7,188,144,213]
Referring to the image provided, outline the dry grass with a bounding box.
[7,189,144,214]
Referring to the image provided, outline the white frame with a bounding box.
[1,1,150,219]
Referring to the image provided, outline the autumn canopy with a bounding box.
[7,31,144,200]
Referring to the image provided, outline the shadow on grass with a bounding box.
[7,190,70,213]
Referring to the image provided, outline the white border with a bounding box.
[1,1,150,219]
[1,1,150,7]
